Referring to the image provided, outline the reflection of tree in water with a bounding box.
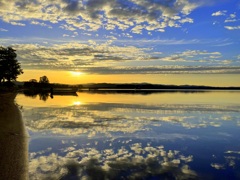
[23,91,50,101]
[39,92,49,101]
[23,90,38,99]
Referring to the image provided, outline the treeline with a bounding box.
[23,82,79,89]
[23,77,80,89]
[81,83,240,90]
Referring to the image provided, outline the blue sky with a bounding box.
[0,0,240,76]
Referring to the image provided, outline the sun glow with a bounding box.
[70,71,84,76]
[73,101,82,106]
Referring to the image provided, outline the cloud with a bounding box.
[13,42,152,70]
[59,24,76,31]
[63,0,84,14]
[230,13,237,19]
[62,34,70,37]
[160,50,222,62]
[224,13,238,23]
[81,66,240,75]
[0,0,208,33]
[224,13,238,22]
[212,10,227,16]
[224,19,238,23]
[0,28,8,32]
[224,26,240,30]
[179,17,194,23]
[9,22,26,26]
[212,11,240,30]
[31,21,52,29]
[10,41,236,73]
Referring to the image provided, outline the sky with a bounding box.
[0,0,240,86]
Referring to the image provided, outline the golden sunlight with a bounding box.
[18,70,240,86]
[73,101,82,106]
[70,71,84,76]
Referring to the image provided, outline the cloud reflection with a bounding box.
[22,102,240,136]
[29,143,196,179]
[211,150,240,176]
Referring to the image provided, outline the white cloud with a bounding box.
[230,13,237,19]
[224,26,240,30]
[3,42,236,74]
[0,0,208,34]
[13,42,152,70]
[10,22,26,26]
[179,17,194,24]
[105,35,117,40]
[59,24,76,31]
[31,21,52,29]
[224,12,238,23]
[224,19,237,23]
[131,25,145,34]
[0,28,8,32]
[160,50,222,62]
[212,10,227,16]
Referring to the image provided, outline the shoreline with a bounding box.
[0,92,28,180]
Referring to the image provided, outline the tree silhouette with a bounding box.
[29,79,37,83]
[39,76,49,84]
[0,46,23,83]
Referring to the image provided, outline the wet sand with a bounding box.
[0,93,28,180]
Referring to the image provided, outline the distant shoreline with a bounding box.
[1,82,240,94]
[79,83,240,91]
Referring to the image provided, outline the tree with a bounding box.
[39,76,49,84]
[0,46,23,83]
[29,79,37,83]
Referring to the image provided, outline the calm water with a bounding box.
[13,91,240,179]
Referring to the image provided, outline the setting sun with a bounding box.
[70,71,85,76]
[73,101,82,106]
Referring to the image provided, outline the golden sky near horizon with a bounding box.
[18,69,240,87]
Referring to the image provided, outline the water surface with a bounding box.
[15,91,240,179]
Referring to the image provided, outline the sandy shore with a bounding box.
[0,93,29,180]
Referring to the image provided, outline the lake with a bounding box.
[9,91,240,179]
